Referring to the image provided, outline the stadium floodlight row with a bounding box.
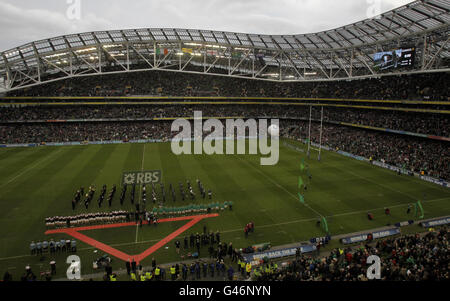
[0,0,448,92]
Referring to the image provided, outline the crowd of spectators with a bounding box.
[0,121,172,144]
[0,118,448,181]
[6,226,448,282]
[283,120,450,181]
[254,227,449,281]
[1,105,448,137]
[321,108,449,137]
[2,71,448,283]
[6,70,449,101]
[1,71,448,180]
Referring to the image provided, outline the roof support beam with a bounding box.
[230,49,251,75]
[424,36,449,70]
[1,0,449,91]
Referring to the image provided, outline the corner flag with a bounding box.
[321,217,329,234]
[298,176,304,189]
[300,158,305,171]
[415,201,424,219]
[298,192,305,204]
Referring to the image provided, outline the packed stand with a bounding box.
[6,71,449,101]
[254,227,449,281]
[0,121,172,144]
[283,120,450,181]
[1,105,448,137]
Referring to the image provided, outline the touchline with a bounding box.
[170,111,280,166]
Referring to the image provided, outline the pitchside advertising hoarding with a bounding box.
[420,216,450,228]
[122,170,162,185]
[242,245,316,262]
[340,228,401,245]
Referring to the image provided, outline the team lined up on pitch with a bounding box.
[46,179,232,229]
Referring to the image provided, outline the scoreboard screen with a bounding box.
[373,48,415,70]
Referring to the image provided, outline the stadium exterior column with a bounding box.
[350,48,354,77]
[126,43,130,70]
[179,42,182,70]
[153,41,157,67]
[98,45,102,73]
[204,45,206,73]
[421,35,427,70]
[252,48,255,78]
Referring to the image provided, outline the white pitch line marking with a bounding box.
[238,156,324,218]
[0,148,63,190]
[326,150,448,201]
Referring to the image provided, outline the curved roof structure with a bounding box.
[0,0,449,92]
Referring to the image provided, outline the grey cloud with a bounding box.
[0,0,413,51]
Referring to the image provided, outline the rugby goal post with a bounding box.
[306,106,324,161]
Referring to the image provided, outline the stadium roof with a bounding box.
[1,0,449,91]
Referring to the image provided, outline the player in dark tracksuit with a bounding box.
[131,184,136,204]
[209,262,215,278]
[190,234,195,248]
[196,238,200,254]
[182,264,187,280]
[203,262,208,278]
[216,231,220,243]
[120,185,126,206]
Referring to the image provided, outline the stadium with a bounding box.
[0,0,449,284]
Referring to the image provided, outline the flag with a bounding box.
[207,50,218,56]
[416,201,424,219]
[322,217,329,234]
[298,176,304,189]
[231,52,241,59]
[156,48,161,55]
[298,192,305,204]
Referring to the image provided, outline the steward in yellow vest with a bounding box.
[155,267,161,280]
[272,263,278,271]
[170,266,176,280]
[245,263,252,277]
[240,261,246,276]
[130,272,137,281]
[145,271,152,281]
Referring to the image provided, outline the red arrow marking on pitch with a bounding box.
[45,213,219,264]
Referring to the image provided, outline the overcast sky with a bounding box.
[0,0,414,51]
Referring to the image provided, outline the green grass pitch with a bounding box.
[0,138,449,279]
